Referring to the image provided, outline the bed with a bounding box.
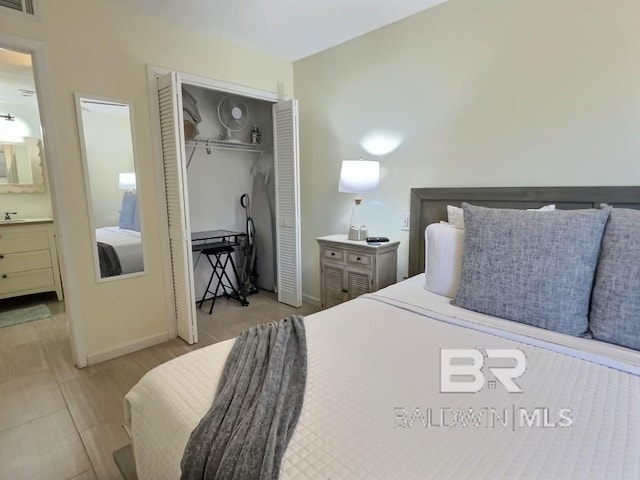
[124,186,640,479]
[96,191,144,277]
[96,226,143,275]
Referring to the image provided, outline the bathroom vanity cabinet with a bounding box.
[0,219,63,301]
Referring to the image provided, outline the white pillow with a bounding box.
[447,205,465,229]
[424,223,465,298]
[447,204,556,228]
[528,204,556,212]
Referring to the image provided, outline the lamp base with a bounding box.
[348,226,368,241]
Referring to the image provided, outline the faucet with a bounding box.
[4,212,17,220]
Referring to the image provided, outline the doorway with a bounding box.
[147,67,302,344]
[0,33,82,365]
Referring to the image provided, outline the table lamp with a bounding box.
[338,159,380,241]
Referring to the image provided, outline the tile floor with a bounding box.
[0,291,319,480]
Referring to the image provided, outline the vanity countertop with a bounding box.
[0,217,54,226]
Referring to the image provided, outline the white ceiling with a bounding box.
[1,1,448,104]
[114,0,448,61]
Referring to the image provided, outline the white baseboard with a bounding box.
[86,332,170,366]
[302,293,321,307]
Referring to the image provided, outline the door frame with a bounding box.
[0,33,86,366]
[146,65,283,339]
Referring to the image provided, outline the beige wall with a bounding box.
[293,0,640,301]
[0,0,293,361]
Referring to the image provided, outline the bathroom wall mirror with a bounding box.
[75,93,146,281]
[0,47,46,193]
[0,137,46,192]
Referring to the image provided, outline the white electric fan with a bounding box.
[217,95,250,142]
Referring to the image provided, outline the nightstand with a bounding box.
[316,234,400,309]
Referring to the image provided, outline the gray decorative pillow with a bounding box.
[589,208,640,350]
[453,203,611,336]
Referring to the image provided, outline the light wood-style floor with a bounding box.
[0,291,319,480]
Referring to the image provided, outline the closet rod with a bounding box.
[185,138,263,155]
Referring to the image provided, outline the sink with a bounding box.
[0,219,26,223]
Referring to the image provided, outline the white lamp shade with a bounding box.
[338,160,380,194]
[118,172,136,190]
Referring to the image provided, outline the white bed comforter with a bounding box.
[95,227,143,274]
[125,276,640,479]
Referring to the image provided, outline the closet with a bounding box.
[155,72,301,344]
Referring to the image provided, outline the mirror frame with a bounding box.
[0,137,46,192]
[74,92,146,282]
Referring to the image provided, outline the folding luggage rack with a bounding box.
[191,229,249,313]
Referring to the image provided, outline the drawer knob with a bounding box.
[357,256,361,261]
[341,288,348,293]
[0,255,3,259]
[2,274,6,279]
[331,252,335,256]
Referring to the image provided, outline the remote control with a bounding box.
[366,236,389,243]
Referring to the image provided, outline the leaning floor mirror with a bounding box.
[75,94,146,281]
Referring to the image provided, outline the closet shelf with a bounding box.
[185,138,263,154]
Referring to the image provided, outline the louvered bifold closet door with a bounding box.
[0,0,34,15]
[156,72,197,344]
[273,99,302,307]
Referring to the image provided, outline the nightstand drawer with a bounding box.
[347,252,373,267]
[323,248,344,262]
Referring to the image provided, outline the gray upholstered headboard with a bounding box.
[408,186,640,277]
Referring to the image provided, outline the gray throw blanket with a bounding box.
[97,242,121,277]
[181,315,307,480]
